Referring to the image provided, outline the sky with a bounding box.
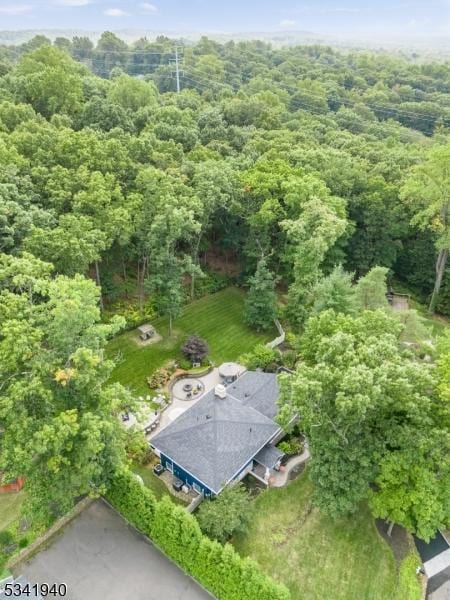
[1,0,450,39]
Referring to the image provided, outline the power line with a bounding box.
[216,44,450,103]
[180,70,448,134]
[185,65,448,125]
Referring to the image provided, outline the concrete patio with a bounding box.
[149,367,244,438]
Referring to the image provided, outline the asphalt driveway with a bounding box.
[15,499,212,600]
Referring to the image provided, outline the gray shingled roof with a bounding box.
[152,373,280,493]
[227,371,279,419]
[254,444,283,469]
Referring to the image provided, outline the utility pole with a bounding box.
[175,46,180,93]
[171,46,183,93]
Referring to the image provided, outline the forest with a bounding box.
[0,31,449,577]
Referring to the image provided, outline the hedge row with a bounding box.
[107,470,290,600]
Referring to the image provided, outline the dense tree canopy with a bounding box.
[1,33,450,537]
[279,310,439,520]
[0,254,131,524]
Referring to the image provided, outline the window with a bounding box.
[166,461,173,473]
[192,482,202,494]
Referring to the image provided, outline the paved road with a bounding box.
[15,500,212,600]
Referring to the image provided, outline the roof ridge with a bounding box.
[152,419,213,441]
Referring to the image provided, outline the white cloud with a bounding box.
[279,19,296,28]
[104,8,130,16]
[0,3,33,15]
[54,0,90,5]
[140,2,158,12]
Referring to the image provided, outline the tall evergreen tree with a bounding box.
[311,265,358,316]
[244,257,277,331]
[355,266,389,310]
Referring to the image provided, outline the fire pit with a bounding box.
[172,377,205,401]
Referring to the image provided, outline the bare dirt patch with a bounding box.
[203,248,241,276]
[375,519,413,566]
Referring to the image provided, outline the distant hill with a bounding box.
[2,29,450,57]
[0,29,331,47]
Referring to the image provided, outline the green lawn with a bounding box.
[233,473,397,600]
[131,462,187,506]
[107,288,273,395]
[0,491,25,532]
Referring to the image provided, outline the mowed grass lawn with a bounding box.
[107,288,273,395]
[233,473,397,600]
[0,491,25,532]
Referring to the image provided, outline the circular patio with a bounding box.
[171,376,205,401]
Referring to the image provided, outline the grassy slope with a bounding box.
[0,491,25,532]
[107,288,273,395]
[233,474,397,600]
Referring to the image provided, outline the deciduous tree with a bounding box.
[401,143,450,313]
[196,483,254,543]
[280,310,434,516]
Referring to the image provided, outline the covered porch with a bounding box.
[248,444,284,487]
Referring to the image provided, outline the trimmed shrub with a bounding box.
[151,496,202,571]
[107,470,290,600]
[240,344,280,371]
[278,439,303,456]
[147,367,170,389]
[107,470,156,538]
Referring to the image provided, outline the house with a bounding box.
[151,371,290,497]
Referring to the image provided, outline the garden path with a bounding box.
[271,443,310,488]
